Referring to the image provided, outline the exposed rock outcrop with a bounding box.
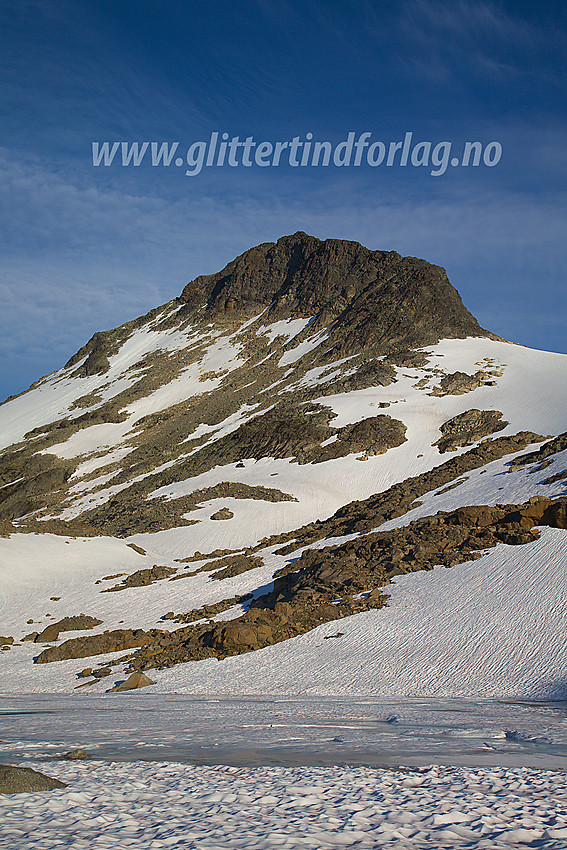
[210,554,264,580]
[0,235,500,535]
[34,628,161,663]
[430,370,491,396]
[107,672,155,692]
[434,409,508,453]
[211,508,234,521]
[101,565,176,592]
[34,615,103,643]
[180,233,489,355]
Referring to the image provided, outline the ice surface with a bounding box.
[3,694,567,771]
[1,696,567,849]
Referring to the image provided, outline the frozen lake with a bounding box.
[4,695,567,848]
[2,693,567,771]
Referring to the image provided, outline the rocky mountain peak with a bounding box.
[0,231,566,700]
[179,232,487,353]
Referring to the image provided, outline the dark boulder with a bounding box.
[0,764,66,794]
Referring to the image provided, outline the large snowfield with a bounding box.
[1,335,566,700]
[1,320,567,848]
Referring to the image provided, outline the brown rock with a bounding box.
[107,672,156,693]
[0,764,67,794]
[63,748,88,760]
[34,614,103,643]
[93,667,112,678]
[34,628,158,664]
[33,623,61,643]
[211,623,259,650]
[210,554,264,580]
[102,565,176,592]
[211,508,234,521]
[434,410,508,453]
[430,370,486,396]
[542,501,567,529]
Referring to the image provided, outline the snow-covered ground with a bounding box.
[3,758,567,849]
[2,695,567,849]
[1,526,566,699]
[1,315,567,846]
[130,529,567,700]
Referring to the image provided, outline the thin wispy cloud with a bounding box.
[397,0,565,84]
[401,0,537,45]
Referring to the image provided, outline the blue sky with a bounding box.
[1,0,566,400]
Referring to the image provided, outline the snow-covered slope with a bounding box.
[0,233,565,696]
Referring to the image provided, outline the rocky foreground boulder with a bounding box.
[0,765,66,794]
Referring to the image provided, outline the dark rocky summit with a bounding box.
[179,232,489,356]
[58,233,490,386]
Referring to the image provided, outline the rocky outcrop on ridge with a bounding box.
[508,431,567,471]
[83,482,296,538]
